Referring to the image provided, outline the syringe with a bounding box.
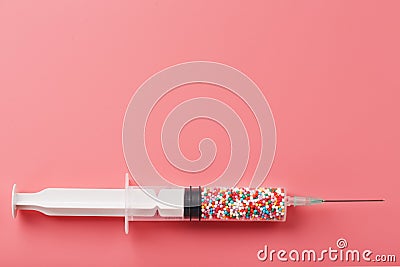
[11,174,383,234]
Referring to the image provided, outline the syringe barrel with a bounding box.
[125,186,287,222]
[200,187,286,222]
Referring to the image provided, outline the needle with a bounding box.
[322,199,385,203]
[288,196,385,206]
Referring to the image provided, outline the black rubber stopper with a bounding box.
[184,187,191,219]
[184,186,201,221]
[190,186,201,221]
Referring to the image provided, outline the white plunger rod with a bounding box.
[12,185,126,218]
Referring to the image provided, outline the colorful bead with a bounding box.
[201,187,286,221]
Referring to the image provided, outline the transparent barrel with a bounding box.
[125,186,186,221]
[126,186,287,222]
[201,187,286,222]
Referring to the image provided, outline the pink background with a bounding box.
[1,1,400,266]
